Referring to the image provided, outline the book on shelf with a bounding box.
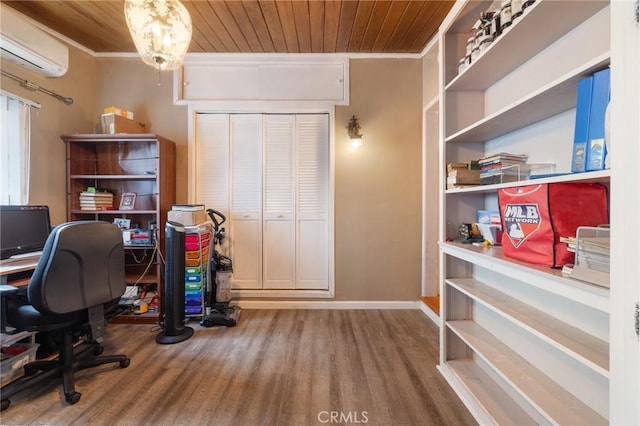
[478,152,528,165]
[79,206,114,211]
[80,191,114,198]
[79,190,114,210]
[571,76,593,173]
[586,67,610,171]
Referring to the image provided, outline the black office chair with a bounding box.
[0,221,130,410]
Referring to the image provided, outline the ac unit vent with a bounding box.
[0,5,69,77]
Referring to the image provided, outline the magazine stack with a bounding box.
[479,152,529,185]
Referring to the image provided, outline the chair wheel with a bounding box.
[120,358,131,368]
[1,399,10,411]
[93,345,104,356]
[65,392,81,405]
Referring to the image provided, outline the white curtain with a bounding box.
[0,91,36,205]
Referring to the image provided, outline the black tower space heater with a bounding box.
[156,221,194,344]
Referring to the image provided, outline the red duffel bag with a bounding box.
[498,183,609,268]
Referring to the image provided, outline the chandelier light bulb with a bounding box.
[124,0,192,71]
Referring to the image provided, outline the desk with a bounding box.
[0,258,39,286]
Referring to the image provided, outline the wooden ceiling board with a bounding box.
[260,1,288,53]
[276,0,300,53]
[335,0,359,52]
[308,0,326,53]
[201,1,244,52]
[322,0,342,53]
[186,3,226,52]
[408,1,453,52]
[385,1,428,52]
[197,1,246,52]
[1,0,454,55]
[371,0,409,52]
[348,0,376,52]
[291,0,312,53]
[358,1,392,52]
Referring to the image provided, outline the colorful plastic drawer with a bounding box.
[185,282,201,290]
[185,305,202,315]
[185,266,201,274]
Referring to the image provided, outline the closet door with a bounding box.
[296,115,329,290]
[229,114,263,289]
[262,115,295,289]
[194,114,229,214]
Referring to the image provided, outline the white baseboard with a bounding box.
[234,300,421,310]
[419,301,441,327]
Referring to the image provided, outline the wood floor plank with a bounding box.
[0,309,476,426]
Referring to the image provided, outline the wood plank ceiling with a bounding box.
[2,0,454,54]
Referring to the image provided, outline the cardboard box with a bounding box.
[168,209,208,226]
[101,113,145,134]
[103,106,134,120]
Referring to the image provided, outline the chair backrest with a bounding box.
[28,221,126,315]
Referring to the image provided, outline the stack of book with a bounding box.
[446,162,481,189]
[479,152,529,185]
[560,226,610,288]
[79,191,114,210]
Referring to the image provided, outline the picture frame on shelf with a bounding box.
[119,193,136,210]
[113,218,131,230]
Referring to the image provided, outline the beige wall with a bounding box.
[9,45,424,301]
[335,59,423,300]
[94,58,189,204]
[0,45,95,225]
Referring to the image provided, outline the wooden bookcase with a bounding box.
[62,133,176,324]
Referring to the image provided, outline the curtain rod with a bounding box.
[0,69,74,105]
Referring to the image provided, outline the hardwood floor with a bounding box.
[1,309,476,425]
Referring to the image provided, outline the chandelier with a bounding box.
[124,0,192,71]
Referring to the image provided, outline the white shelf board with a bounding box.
[424,96,439,113]
[440,242,609,313]
[445,0,609,90]
[445,53,610,143]
[445,170,610,194]
[447,320,607,425]
[70,174,157,180]
[439,359,534,425]
[446,278,609,376]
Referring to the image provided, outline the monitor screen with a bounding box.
[0,205,51,260]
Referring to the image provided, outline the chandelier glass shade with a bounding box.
[124,0,192,71]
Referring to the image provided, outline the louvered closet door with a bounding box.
[263,115,295,289]
[296,115,329,290]
[229,114,263,289]
[195,114,230,215]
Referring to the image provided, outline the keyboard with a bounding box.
[10,251,43,260]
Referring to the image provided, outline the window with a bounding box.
[0,91,37,205]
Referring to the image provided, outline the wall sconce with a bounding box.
[124,0,192,72]
[346,115,363,148]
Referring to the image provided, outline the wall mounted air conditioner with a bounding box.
[0,5,69,77]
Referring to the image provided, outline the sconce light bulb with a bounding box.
[350,137,363,148]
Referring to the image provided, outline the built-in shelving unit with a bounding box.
[437,0,613,424]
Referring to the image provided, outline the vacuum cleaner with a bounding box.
[199,209,242,327]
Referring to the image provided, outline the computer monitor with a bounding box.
[0,205,51,260]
